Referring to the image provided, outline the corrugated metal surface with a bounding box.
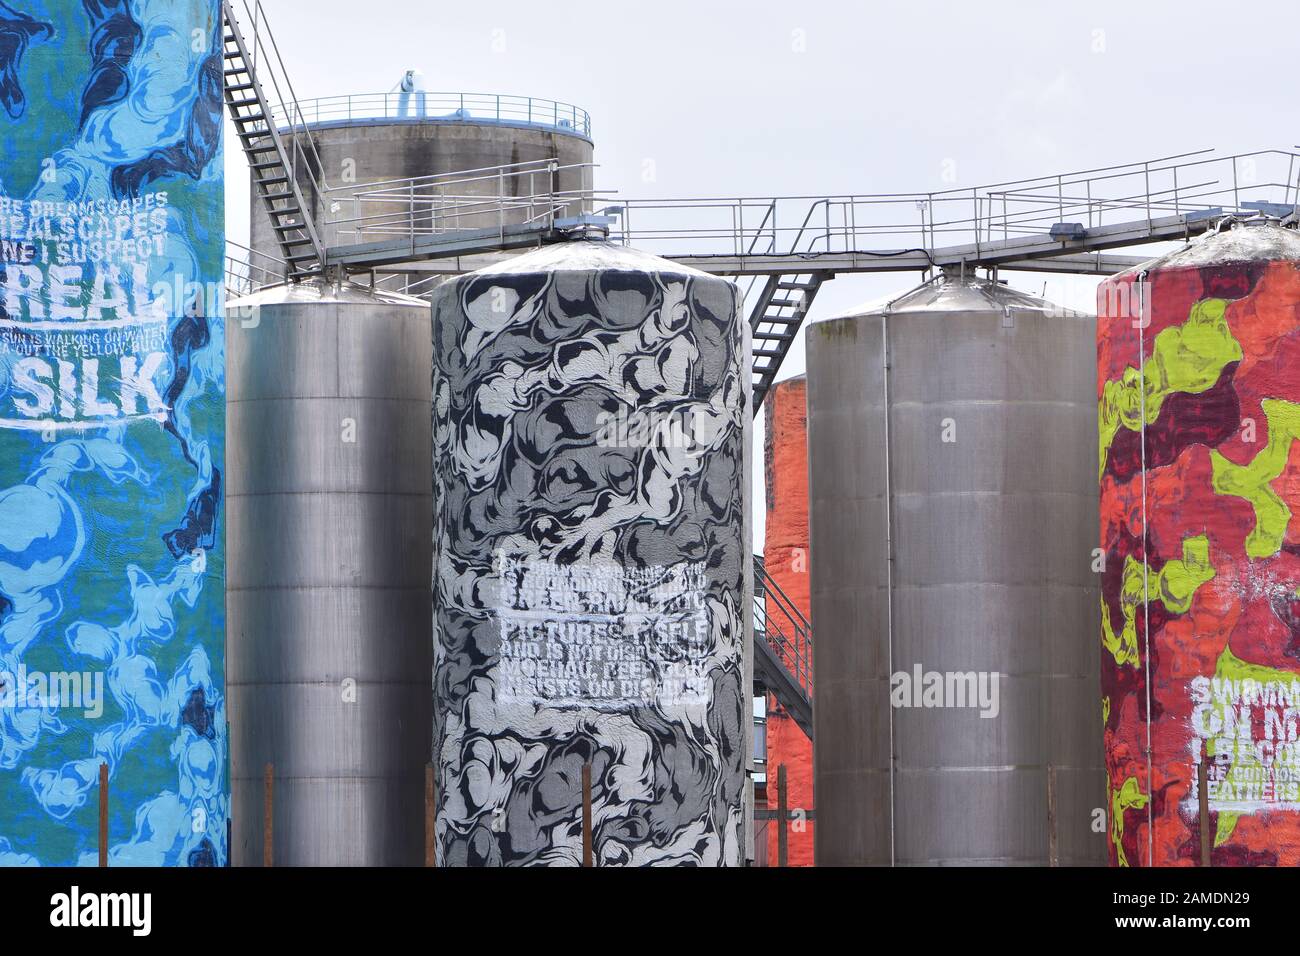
[808,271,1105,865]
[226,278,432,866]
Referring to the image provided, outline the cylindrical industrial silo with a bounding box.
[430,239,751,866]
[0,0,227,867]
[807,268,1105,866]
[250,88,596,283]
[761,375,815,866]
[1098,218,1300,867]
[226,278,432,866]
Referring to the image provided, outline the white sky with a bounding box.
[225,0,1300,549]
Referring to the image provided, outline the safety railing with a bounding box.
[371,273,447,299]
[268,92,592,138]
[325,159,610,245]
[228,0,331,212]
[753,556,813,706]
[225,241,287,296]
[606,148,1300,262]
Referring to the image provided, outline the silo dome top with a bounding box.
[472,240,718,279]
[828,270,1086,318]
[1120,218,1300,275]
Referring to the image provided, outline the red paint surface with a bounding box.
[1099,255,1300,867]
[763,376,814,866]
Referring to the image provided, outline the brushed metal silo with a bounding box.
[808,270,1105,866]
[226,279,432,866]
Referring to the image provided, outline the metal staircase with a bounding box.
[753,557,813,740]
[221,0,325,281]
[749,271,827,411]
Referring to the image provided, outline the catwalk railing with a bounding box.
[753,557,813,740]
[268,92,592,139]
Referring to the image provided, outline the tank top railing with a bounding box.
[268,93,592,139]
[322,159,610,246]
[225,241,287,297]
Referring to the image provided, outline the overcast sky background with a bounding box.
[226,0,1300,548]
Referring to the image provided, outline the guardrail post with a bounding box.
[1144,161,1153,228]
[1198,743,1212,867]
[425,763,437,867]
[777,764,788,868]
[1047,763,1059,867]
[581,763,593,867]
[98,762,108,867]
[263,762,274,867]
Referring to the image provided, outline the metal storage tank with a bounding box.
[430,239,751,866]
[761,375,815,865]
[1098,218,1300,867]
[807,268,1105,866]
[0,0,227,867]
[249,88,596,279]
[226,278,432,866]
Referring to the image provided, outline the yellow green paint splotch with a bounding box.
[1102,535,1216,668]
[1211,398,1300,558]
[1110,774,1150,867]
[1099,298,1243,479]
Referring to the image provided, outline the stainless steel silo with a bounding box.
[226,278,432,866]
[430,240,752,866]
[807,268,1105,866]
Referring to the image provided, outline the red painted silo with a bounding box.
[763,375,815,865]
[1099,219,1300,866]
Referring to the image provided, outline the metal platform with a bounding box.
[307,148,1300,276]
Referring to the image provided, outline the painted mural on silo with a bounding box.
[431,242,750,866]
[0,0,226,866]
[1099,222,1300,867]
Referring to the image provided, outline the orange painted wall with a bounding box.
[763,376,815,866]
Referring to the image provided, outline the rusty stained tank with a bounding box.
[762,375,815,866]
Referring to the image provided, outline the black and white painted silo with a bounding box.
[430,240,751,866]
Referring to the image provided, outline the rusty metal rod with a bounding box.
[98,763,108,867]
[581,764,593,867]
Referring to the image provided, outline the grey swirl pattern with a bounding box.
[431,248,749,866]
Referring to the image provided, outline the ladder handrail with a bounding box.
[232,0,330,197]
[753,557,813,704]
[222,0,327,277]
